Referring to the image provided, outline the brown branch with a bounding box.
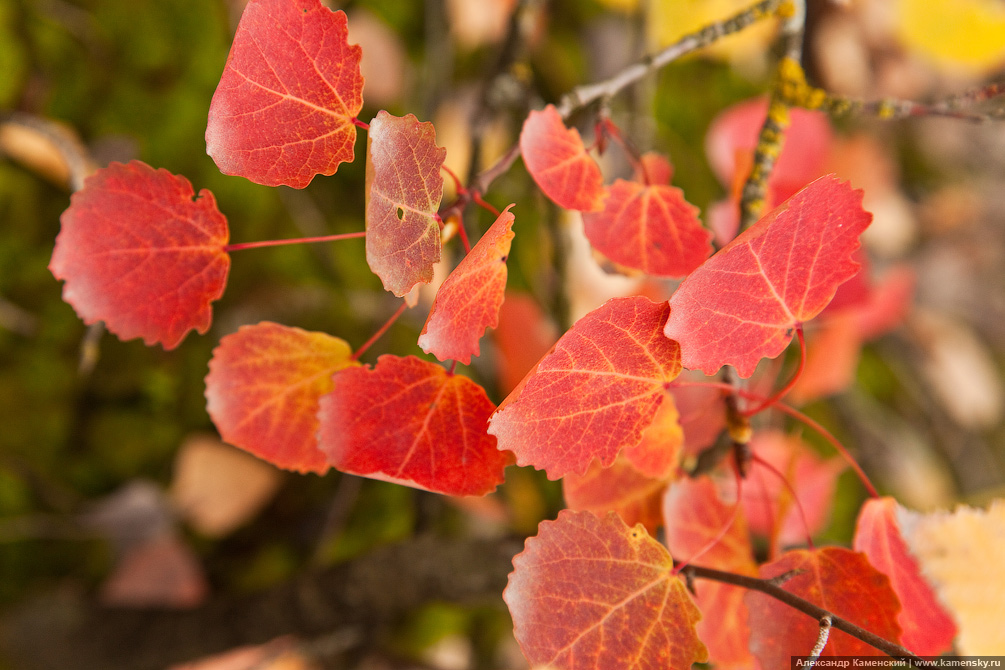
[466,0,787,199]
[679,563,926,666]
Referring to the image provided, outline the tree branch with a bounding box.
[679,563,926,666]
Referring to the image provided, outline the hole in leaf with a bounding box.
[396,207,405,221]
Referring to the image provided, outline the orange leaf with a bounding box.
[519,105,605,211]
[664,477,757,669]
[317,355,508,496]
[488,296,681,479]
[365,111,446,296]
[562,456,667,532]
[49,161,229,349]
[206,0,364,188]
[418,205,515,364]
[746,547,902,667]
[205,322,357,474]
[505,510,708,669]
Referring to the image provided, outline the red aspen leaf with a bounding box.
[317,355,508,496]
[418,205,515,364]
[205,0,363,188]
[365,111,446,296]
[853,497,957,655]
[635,151,673,186]
[621,394,683,480]
[664,175,872,378]
[49,160,229,350]
[205,322,357,474]
[663,477,757,670]
[562,456,667,532]
[519,105,605,212]
[505,510,708,670]
[746,547,902,667]
[583,179,712,278]
[488,296,682,479]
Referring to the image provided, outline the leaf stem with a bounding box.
[742,325,805,417]
[670,379,880,497]
[678,563,926,666]
[749,451,815,550]
[350,300,408,362]
[351,117,370,131]
[223,231,365,253]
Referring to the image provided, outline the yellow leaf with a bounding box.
[896,0,1005,72]
[902,500,1005,654]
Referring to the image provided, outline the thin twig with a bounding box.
[805,615,833,667]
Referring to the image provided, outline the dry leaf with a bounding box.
[170,433,283,537]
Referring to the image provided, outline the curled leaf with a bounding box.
[519,105,605,212]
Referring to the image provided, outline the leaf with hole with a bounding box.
[49,160,230,350]
[206,0,364,188]
[365,111,447,296]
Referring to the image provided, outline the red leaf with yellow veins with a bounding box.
[488,296,682,479]
[418,205,515,364]
[49,161,229,350]
[506,510,708,670]
[854,497,957,655]
[664,175,871,377]
[317,355,508,496]
[584,179,712,278]
[520,105,605,212]
[206,0,363,188]
[746,547,902,668]
[205,322,357,474]
[365,111,446,296]
[562,457,667,532]
[664,477,758,670]
[582,177,715,277]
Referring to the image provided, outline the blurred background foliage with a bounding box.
[1,0,1005,667]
